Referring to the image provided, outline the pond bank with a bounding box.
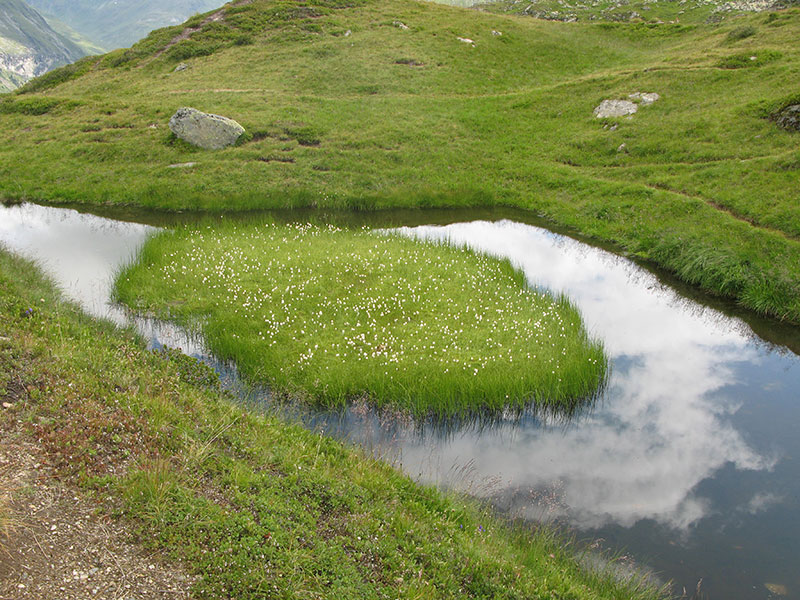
[0,247,660,600]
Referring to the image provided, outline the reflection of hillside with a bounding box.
[0,202,153,320]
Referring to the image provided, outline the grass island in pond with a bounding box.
[0,247,659,600]
[115,222,607,415]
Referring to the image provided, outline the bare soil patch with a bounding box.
[0,423,197,600]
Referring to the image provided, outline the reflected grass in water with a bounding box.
[115,220,607,416]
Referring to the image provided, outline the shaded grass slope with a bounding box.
[1,0,799,322]
[115,221,607,416]
[0,247,662,599]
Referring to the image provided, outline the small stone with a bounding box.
[457,37,475,44]
[765,582,788,596]
[594,99,638,119]
[628,92,660,105]
[174,63,188,72]
[344,29,351,37]
[617,142,628,153]
[609,124,618,131]
[393,20,409,30]
[2,402,12,409]
[167,162,198,169]
[492,30,502,35]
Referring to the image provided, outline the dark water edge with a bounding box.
[2,201,799,600]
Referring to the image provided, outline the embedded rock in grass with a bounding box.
[594,99,637,118]
[168,107,245,150]
[774,104,800,132]
[628,92,660,105]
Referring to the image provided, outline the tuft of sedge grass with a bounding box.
[115,220,608,416]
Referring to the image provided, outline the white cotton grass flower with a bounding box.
[117,221,608,416]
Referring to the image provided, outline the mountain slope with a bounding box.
[1,0,799,323]
[25,0,224,49]
[41,12,105,55]
[0,0,87,90]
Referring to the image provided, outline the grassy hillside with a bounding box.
[40,12,105,55]
[0,0,799,322]
[478,0,759,25]
[0,247,661,599]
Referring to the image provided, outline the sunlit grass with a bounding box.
[2,1,800,322]
[116,221,607,415]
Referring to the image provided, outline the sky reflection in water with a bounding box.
[2,205,797,598]
[0,203,206,353]
[382,222,772,532]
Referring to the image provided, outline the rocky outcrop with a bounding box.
[594,92,660,118]
[0,48,66,79]
[594,99,638,118]
[168,107,245,150]
[0,66,25,92]
[774,104,800,132]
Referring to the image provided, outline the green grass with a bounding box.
[0,247,663,600]
[479,0,723,25]
[1,0,800,323]
[115,221,607,416]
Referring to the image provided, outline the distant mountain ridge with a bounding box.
[25,0,224,49]
[0,0,87,91]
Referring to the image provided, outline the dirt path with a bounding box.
[0,427,197,600]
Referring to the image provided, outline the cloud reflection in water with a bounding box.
[0,206,776,533]
[392,221,772,531]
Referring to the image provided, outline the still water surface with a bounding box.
[1,202,798,599]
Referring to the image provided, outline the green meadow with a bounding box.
[0,248,661,599]
[116,222,607,415]
[0,0,799,322]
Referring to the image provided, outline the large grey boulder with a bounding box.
[775,104,800,132]
[594,99,638,119]
[168,107,245,150]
